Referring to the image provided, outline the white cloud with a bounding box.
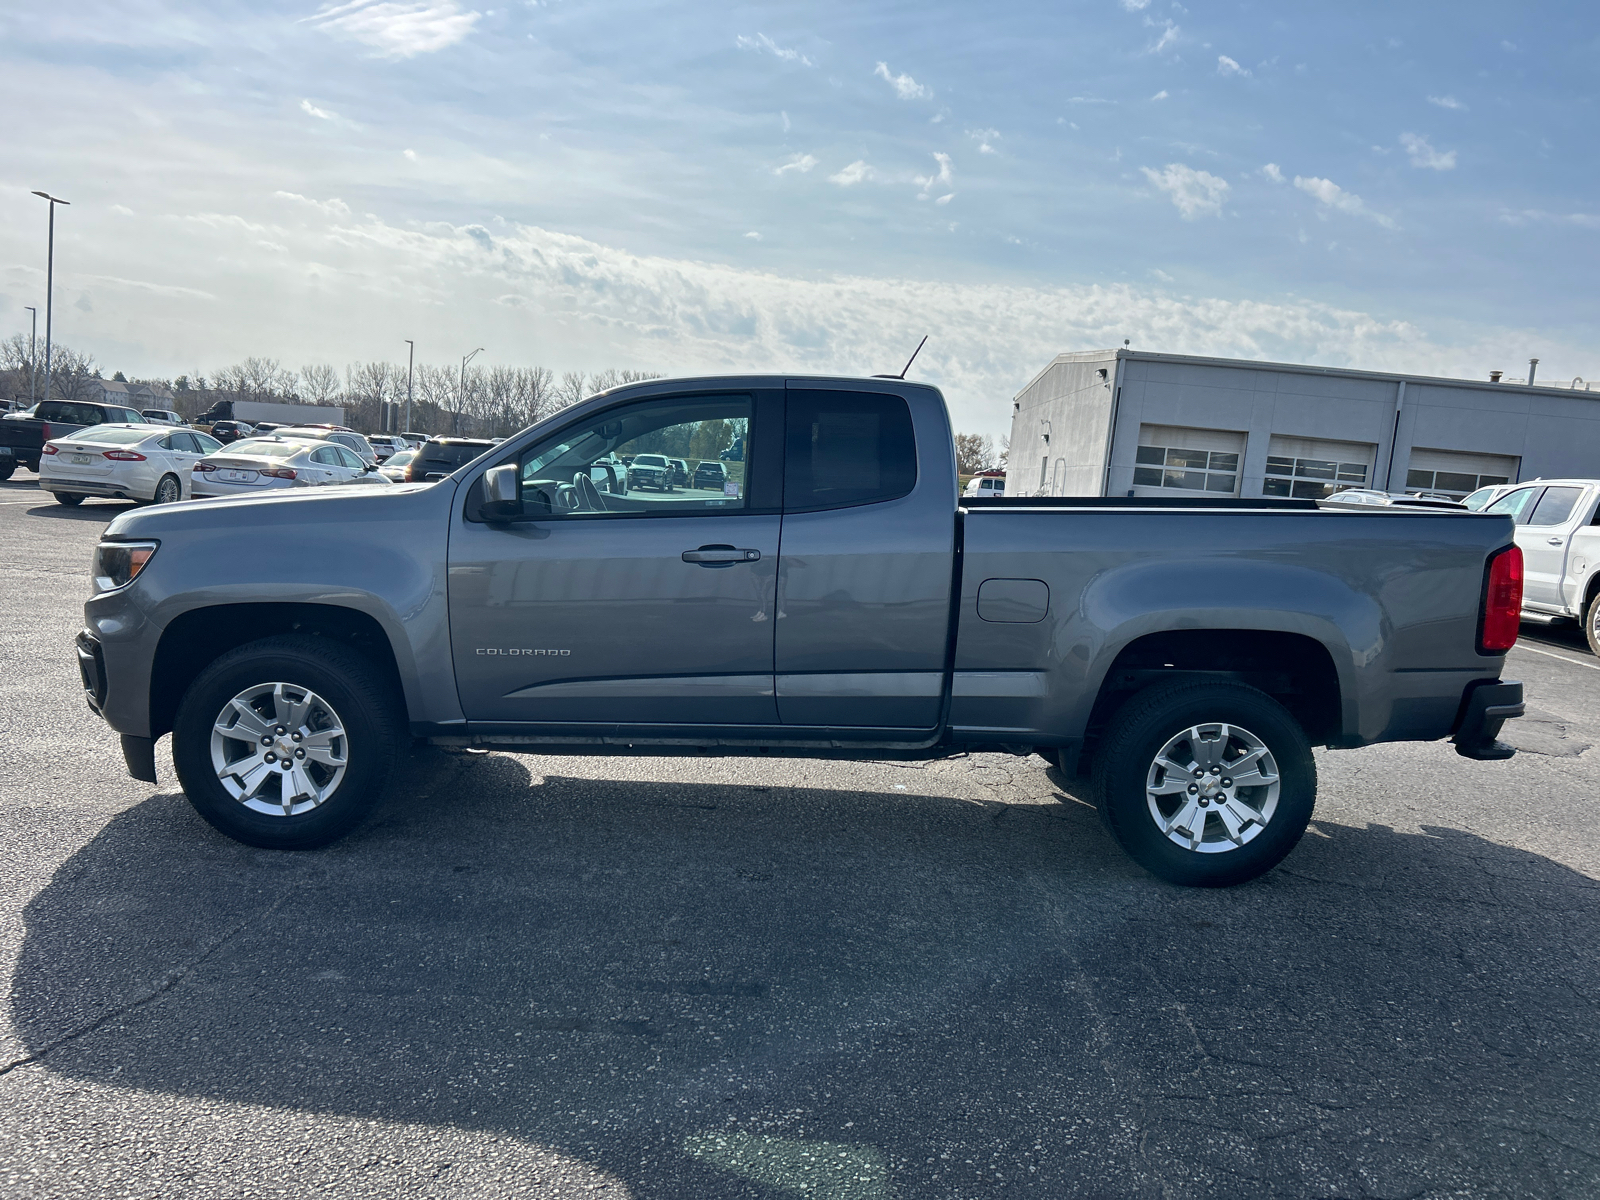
[1261,162,1285,183]
[1400,132,1456,170]
[914,152,955,199]
[1293,175,1397,229]
[1427,94,1466,111]
[1151,89,1169,101]
[305,0,481,58]
[1120,0,1151,9]
[273,191,353,217]
[301,99,336,120]
[1217,54,1250,77]
[774,153,818,176]
[743,231,762,241]
[403,148,417,161]
[1150,268,1175,282]
[935,193,954,206]
[967,127,1000,154]
[735,33,814,68]
[1066,96,1116,105]
[874,61,931,100]
[1145,18,1179,52]
[1141,163,1229,219]
[1499,209,1600,230]
[781,110,791,133]
[828,160,874,186]
[110,204,135,216]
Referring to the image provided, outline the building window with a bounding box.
[1405,468,1511,499]
[1132,444,1239,493]
[1263,456,1370,499]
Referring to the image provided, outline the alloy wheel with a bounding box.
[1144,722,1281,854]
[210,682,349,816]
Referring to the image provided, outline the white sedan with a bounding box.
[191,436,393,499]
[39,424,224,506]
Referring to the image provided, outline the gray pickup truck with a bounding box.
[77,376,1526,886]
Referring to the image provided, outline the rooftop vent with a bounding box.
[1489,370,1503,383]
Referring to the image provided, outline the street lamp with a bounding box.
[23,307,37,405]
[31,191,69,406]
[457,347,483,435]
[403,339,415,434]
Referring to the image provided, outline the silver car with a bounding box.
[39,424,223,506]
[276,426,380,466]
[191,437,391,498]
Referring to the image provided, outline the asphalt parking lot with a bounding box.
[2,475,1599,1199]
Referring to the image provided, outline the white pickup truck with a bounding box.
[1486,478,1600,652]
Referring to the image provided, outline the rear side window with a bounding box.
[1486,487,1541,525]
[784,390,917,511]
[1528,486,1584,527]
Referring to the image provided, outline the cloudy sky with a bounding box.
[3,0,1596,435]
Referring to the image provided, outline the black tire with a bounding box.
[172,635,402,849]
[55,492,83,507]
[153,474,182,505]
[1585,591,1600,658]
[0,459,14,482]
[1092,681,1316,887]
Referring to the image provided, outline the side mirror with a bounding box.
[479,464,521,522]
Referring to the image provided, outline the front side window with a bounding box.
[193,432,222,453]
[335,446,365,469]
[503,395,753,519]
[783,390,916,511]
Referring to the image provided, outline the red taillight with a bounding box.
[42,445,58,456]
[1480,544,1523,654]
[103,450,147,461]
[262,468,297,480]
[194,462,215,472]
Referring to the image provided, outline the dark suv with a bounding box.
[405,437,496,483]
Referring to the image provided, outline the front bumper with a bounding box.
[1451,679,1524,760]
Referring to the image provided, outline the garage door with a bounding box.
[1405,448,1520,500]
[1263,436,1377,500]
[1132,424,1247,497]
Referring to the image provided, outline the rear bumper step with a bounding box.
[1452,679,1523,760]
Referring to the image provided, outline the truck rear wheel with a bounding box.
[172,635,402,849]
[1092,681,1316,887]
[1585,592,1600,658]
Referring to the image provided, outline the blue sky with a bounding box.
[3,0,1597,435]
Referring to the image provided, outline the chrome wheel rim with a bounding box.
[210,682,348,816]
[156,476,180,504]
[1145,722,1280,854]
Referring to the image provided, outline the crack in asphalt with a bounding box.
[0,883,303,1079]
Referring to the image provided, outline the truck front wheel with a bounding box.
[172,635,402,849]
[1092,681,1316,887]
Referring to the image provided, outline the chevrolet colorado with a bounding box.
[77,375,1525,885]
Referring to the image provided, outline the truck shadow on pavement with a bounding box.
[10,749,1600,1198]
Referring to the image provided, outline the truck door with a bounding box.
[448,390,783,726]
[1518,484,1588,610]
[774,385,956,728]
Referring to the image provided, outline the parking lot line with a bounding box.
[1512,642,1600,672]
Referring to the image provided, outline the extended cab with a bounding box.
[78,376,1526,886]
[0,399,150,478]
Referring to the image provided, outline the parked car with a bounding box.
[140,409,187,426]
[668,458,690,487]
[1463,483,1519,511]
[191,437,390,499]
[404,437,497,483]
[964,475,1006,498]
[0,398,151,478]
[1317,489,1467,512]
[275,426,379,465]
[692,460,727,490]
[398,431,429,448]
[249,422,283,435]
[365,435,406,463]
[38,424,223,506]
[82,373,1524,888]
[207,420,256,445]
[627,452,675,492]
[377,448,417,482]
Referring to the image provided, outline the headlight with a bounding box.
[91,540,159,593]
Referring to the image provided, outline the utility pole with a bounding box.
[457,347,483,436]
[23,307,37,405]
[31,192,70,406]
[404,339,415,434]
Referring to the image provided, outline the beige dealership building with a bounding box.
[1009,349,1600,501]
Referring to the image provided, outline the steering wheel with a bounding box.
[573,470,605,512]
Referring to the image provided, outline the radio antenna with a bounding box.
[874,335,929,380]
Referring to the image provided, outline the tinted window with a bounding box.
[169,431,199,453]
[784,390,916,511]
[1528,486,1584,527]
[193,432,222,453]
[1486,487,1541,525]
[421,443,492,473]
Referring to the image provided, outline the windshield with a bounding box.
[387,449,416,467]
[633,455,668,467]
[69,427,154,446]
[224,439,304,459]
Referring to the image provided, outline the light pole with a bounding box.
[404,339,415,434]
[457,347,483,435]
[23,306,37,405]
[31,192,69,405]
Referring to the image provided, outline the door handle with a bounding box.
[682,545,760,566]
[1548,537,1564,545]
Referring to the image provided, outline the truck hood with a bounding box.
[104,479,449,540]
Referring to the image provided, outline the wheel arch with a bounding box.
[150,603,406,740]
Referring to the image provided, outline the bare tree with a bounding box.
[953,433,995,476]
[996,434,1010,471]
[556,371,588,412]
[46,345,101,403]
[299,363,342,405]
